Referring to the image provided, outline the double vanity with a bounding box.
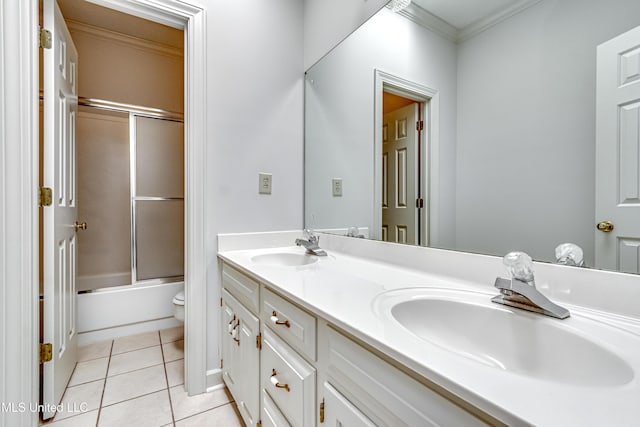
[218,231,640,426]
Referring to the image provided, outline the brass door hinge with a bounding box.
[416,120,424,131]
[39,27,52,49]
[220,358,223,369]
[256,333,262,350]
[40,187,53,207]
[40,343,52,363]
[320,398,325,423]
[220,297,223,307]
[256,422,261,427]
[416,198,424,209]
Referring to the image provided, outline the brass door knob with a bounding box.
[74,221,87,231]
[596,221,614,232]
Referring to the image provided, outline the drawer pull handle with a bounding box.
[270,311,290,328]
[228,315,237,333]
[270,369,290,392]
[232,321,240,345]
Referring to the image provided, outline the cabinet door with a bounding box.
[222,289,260,427]
[323,382,375,427]
[221,296,240,396]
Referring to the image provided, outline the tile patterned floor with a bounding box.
[41,327,245,427]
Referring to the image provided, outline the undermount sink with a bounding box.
[251,252,319,267]
[375,288,634,387]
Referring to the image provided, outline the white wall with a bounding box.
[205,0,304,370]
[455,0,640,265]
[303,0,388,69]
[305,8,458,249]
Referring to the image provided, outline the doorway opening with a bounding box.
[39,0,186,419]
[375,70,439,248]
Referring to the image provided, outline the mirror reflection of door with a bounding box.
[595,24,640,274]
[382,92,423,245]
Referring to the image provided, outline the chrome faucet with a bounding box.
[295,229,327,256]
[492,252,570,319]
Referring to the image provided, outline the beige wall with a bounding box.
[68,21,184,113]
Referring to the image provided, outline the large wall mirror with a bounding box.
[304,0,640,274]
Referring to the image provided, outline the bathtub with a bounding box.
[77,281,183,345]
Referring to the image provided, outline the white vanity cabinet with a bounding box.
[221,265,261,427]
[320,326,488,427]
[222,263,317,427]
[220,261,489,427]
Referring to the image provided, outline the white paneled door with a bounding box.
[596,25,640,273]
[42,0,79,419]
[382,103,419,244]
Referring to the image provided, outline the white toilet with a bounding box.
[173,291,185,322]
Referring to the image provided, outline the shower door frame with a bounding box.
[129,111,185,286]
[77,99,186,289]
[2,1,208,425]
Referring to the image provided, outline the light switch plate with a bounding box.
[332,178,343,197]
[259,173,272,194]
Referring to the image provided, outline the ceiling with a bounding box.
[57,0,183,49]
[411,0,538,31]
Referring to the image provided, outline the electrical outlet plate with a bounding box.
[332,178,343,197]
[259,173,272,194]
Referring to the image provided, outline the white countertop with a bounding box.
[218,236,640,427]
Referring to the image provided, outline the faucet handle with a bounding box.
[303,228,317,241]
[503,251,534,284]
[555,243,584,267]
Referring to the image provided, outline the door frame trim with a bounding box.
[0,1,207,424]
[0,1,40,425]
[374,69,439,246]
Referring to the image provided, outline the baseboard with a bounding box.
[77,317,182,345]
[206,368,224,392]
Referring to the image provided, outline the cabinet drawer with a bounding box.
[222,263,260,314]
[261,326,316,427]
[326,327,488,427]
[261,286,317,361]
[261,389,292,427]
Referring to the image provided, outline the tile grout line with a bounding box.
[104,359,165,380]
[95,339,114,427]
[41,360,79,425]
[171,402,239,425]
[160,331,177,426]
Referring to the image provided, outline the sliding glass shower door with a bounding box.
[131,115,184,283]
[76,105,184,292]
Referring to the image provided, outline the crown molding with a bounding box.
[458,0,542,43]
[397,0,542,44]
[66,19,183,57]
[396,3,458,43]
